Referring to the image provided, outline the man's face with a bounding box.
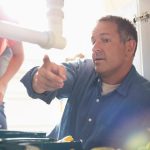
[91,21,132,77]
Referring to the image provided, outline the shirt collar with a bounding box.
[116,65,138,97]
[96,65,138,97]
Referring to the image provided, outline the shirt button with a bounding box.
[88,118,92,122]
[96,98,100,102]
[98,78,100,82]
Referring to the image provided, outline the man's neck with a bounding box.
[101,65,132,84]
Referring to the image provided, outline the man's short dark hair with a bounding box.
[98,15,138,53]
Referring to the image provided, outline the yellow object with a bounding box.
[57,135,74,143]
[91,147,115,150]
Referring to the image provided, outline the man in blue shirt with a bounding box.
[21,15,150,150]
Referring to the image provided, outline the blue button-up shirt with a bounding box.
[21,59,150,150]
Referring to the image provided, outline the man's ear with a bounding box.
[126,39,137,57]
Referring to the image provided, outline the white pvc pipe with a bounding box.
[0,20,66,49]
[0,0,66,49]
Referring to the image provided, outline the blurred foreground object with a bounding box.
[0,130,83,150]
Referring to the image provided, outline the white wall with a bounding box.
[136,0,150,80]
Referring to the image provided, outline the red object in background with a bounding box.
[0,38,16,56]
[0,6,17,56]
[0,38,7,55]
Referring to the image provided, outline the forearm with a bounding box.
[0,54,23,101]
[1,53,23,83]
[1,41,24,83]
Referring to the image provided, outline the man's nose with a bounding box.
[92,41,101,52]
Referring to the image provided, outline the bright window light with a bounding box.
[0,0,47,29]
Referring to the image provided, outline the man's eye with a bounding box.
[101,38,111,43]
[91,39,95,45]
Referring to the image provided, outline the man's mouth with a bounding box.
[95,58,104,60]
[93,52,105,61]
[94,56,105,62]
